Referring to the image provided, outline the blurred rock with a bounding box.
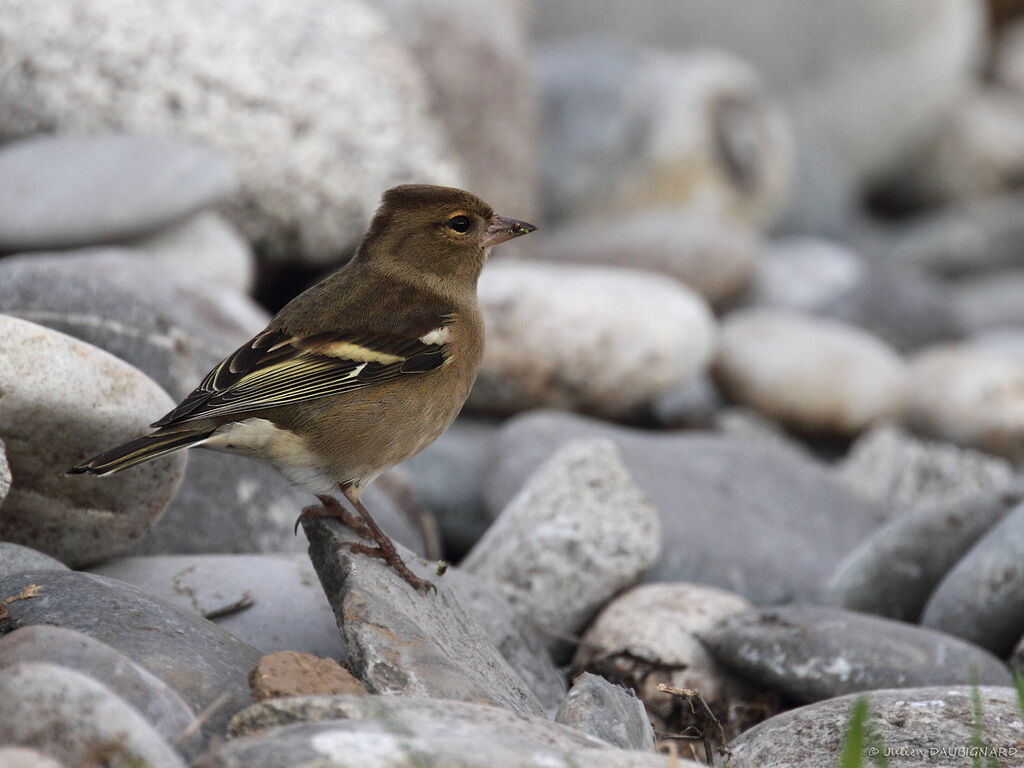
[0,663,185,768]
[0,0,459,266]
[538,42,793,229]
[463,439,661,655]
[1012,636,1023,676]
[699,605,1011,704]
[711,406,814,460]
[129,212,256,294]
[904,343,1024,461]
[0,570,262,741]
[649,373,723,429]
[714,308,908,436]
[0,543,69,579]
[249,652,366,701]
[952,267,1024,332]
[486,410,883,604]
[575,583,761,737]
[0,133,235,252]
[922,501,1024,656]
[994,16,1024,94]
[0,748,66,768]
[0,439,8,506]
[472,260,716,418]
[0,626,200,759]
[728,686,1024,768]
[0,316,184,567]
[555,673,656,752]
[533,213,760,307]
[89,554,346,659]
[825,490,1021,622]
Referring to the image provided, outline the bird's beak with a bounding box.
[481,213,536,248]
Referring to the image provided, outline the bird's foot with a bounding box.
[294,494,372,538]
[341,541,437,594]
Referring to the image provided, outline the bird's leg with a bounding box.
[294,493,371,538]
[340,484,436,594]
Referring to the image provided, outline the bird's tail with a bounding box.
[68,428,213,476]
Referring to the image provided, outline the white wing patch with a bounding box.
[418,326,452,346]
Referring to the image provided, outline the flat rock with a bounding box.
[249,652,366,701]
[0,133,236,252]
[714,308,908,436]
[463,438,661,653]
[922,501,1024,656]
[0,542,69,578]
[698,605,1012,704]
[301,517,544,716]
[556,673,656,751]
[89,554,346,659]
[0,0,459,266]
[0,625,200,758]
[0,662,185,768]
[0,316,184,566]
[486,410,883,604]
[471,260,716,418]
[728,686,1024,768]
[825,491,1021,622]
[0,570,262,740]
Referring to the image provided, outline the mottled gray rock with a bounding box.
[728,686,1024,768]
[556,673,656,752]
[714,308,908,436]
[89,554,345,660]
[0,542,69,578]
[472,260,716,418]
[486,410,883,604]
[0,626,200,758]
[534,213,760,307]
[0,662,185,768]
[699,606,1011,704]
[922,502,1024,656]
[0,133,236,252]
[463,439,661,652]
[0,0,460,266]
[0,316,185,566]
[0,748,66,768]
[301,517,544,716]
[825,491,1021,622]
[538,42,793,229]
[0,570,262,740]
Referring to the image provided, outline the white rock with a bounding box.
[715,308,908,436]
[472,259,717,417]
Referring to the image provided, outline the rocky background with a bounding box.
[1,1,1024,767]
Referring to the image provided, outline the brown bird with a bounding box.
[70,184,535,592]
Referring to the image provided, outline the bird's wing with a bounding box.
[150,319,454,428]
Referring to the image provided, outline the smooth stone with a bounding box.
[710,406,815,461]
[555,673,656,751]
[88,554,346,659]
[0,570,262,740]
[0,542,69,578]
[574,583,761,737]
[538,42,793,229]
[249,652,366,701]
[0,662,185,768]
[837,424,1022,516]
[0,747,67,768]
[0,316,185,566]
[904,343,1024,461]
[952,267,1024,332]
[0,438,9,507]
[729,686,1024,768]
[486,410,884,604]
[922,502,1024,656]
[301,517,544,716]
[0,0,459,266]
[714,308,908,436]
[463,438,660,654]
[472,260,716,418]
[825,491,1021,622]
[0,625,200,758]
[0,133,236,252]
[533,213,760,307]
[129,212,256,294]
[699,605,1012,704]
[648,373,723,429]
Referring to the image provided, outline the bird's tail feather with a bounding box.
[68,429,213,476]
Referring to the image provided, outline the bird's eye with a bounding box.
[447,215,470,233]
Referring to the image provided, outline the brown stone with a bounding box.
[249,651,367,702]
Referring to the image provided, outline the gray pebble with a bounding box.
[556,673,656,752]
[0,542,69,579]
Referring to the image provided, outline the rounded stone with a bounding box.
[0,543,69,579]
[0,316,185,566]
[714,308,908,436]
[0,747,67,768]
[471,260,717,418]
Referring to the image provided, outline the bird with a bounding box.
[70,184,536,592]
